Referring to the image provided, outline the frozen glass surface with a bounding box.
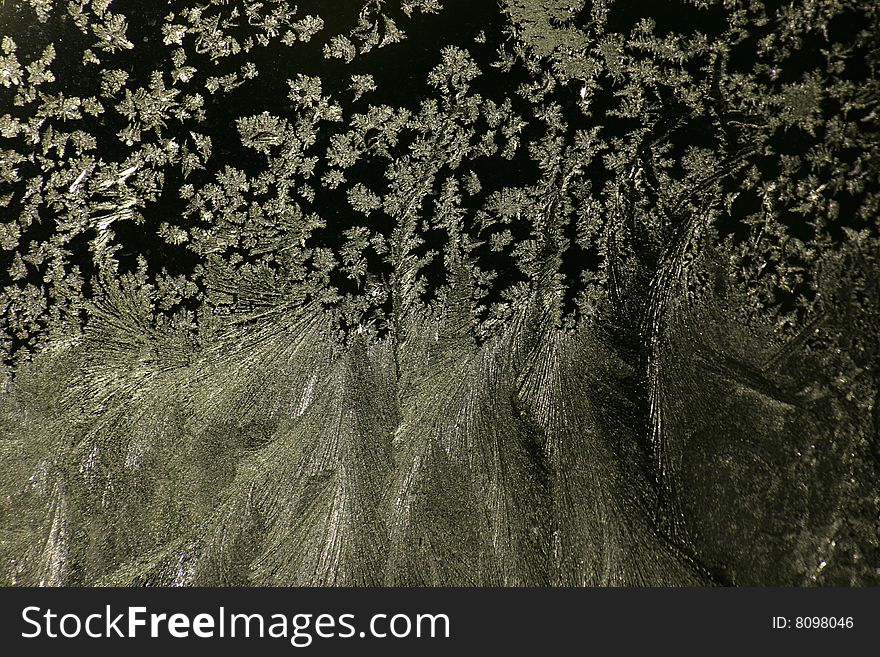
[0,0,877,586]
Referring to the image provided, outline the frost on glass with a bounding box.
[0,0,878,586]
